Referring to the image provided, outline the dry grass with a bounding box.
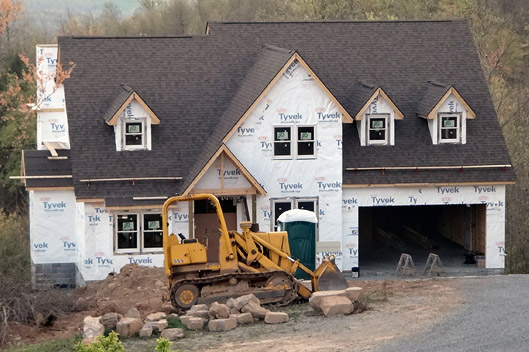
[0,279,87,347]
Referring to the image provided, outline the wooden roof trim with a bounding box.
[425,86,476,120]
[20,150,26,187]
[189,188,257,196]
[106,91,161,126]
[25,186,75,191]
[105,204,164,210]
[77,198,105,203]
[354,87,404,120]
[183,144,266,196]
[223,52,353,143]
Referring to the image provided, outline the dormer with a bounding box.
[417,80,475,145]
[104,84,160,151]
[350,81,403,146]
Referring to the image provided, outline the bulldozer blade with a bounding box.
[316,260,349,291]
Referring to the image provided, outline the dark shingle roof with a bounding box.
[416,80,452,117]
[55,20,513,203]
[23,150,73,188]
[183,44,294,191]
[103,83,134,123]
[207,20,513,185]
[347,80,379,118]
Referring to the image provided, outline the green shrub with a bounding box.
[74,331,124,352]
[154,337,172,352]
[167,317,184,329]
[0,212,30,281]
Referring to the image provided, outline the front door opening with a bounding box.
[194,197,237,263]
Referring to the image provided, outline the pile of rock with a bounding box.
[309,287,365,317]
[82,307,183,343]
[82,294,289,343]
[181,294,289,332]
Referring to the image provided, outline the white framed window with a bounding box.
[271,197,319,236]
[366,114,389,145]
[122,118,146,150]
[115,211,163,253]
[273,125,315,159]
[274,126,291,157]
[438,113,461,143]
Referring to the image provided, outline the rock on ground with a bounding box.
[187,310,210,319]
[309,290,348,313]
[100,312,120,330]
[233,294,260,311]
[185,316,206,330]
[208,316,238,332]
[83,316,104,343]
[150,319,168,333]
[320,296,355,317]
[116,317,143,337]
[241,301,269,319]
[345,287,364,301]
[139,325,153,338]
[189,304,208,312]
[125,307,141,319]
[231,312,253,325]
[145,312,167,322]
[161,328,184,340]
[209,302,230,319]
[264,312,289,324]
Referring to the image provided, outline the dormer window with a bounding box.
[367,114,389,145]
[418,81,475,145]
[351,82,403,147]
[123,120,145,149]
[104,84,160,152]
[438,113,461,143]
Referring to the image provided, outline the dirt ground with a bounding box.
[9,265,463,351]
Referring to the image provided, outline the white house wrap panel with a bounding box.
[226,60,344,263]
[29,190,77,264]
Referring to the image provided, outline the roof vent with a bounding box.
[360,80,376,89]
[120,83,134,92]
[428,80,447,87]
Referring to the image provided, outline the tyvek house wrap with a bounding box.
[29,190,77,264]
[36,45,70,150]
[75,202,190,282]
[226,59,344,268]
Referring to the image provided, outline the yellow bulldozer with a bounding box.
[162,193,348,312]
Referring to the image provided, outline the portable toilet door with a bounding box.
[277,209,317,279]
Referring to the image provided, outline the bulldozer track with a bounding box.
[170,270,299,312]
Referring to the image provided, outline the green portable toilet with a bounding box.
[277,209,317,279]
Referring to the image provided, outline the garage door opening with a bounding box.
[358,204,486,275]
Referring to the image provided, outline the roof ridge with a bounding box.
[210,19,462,25]
[63,35,196,40]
